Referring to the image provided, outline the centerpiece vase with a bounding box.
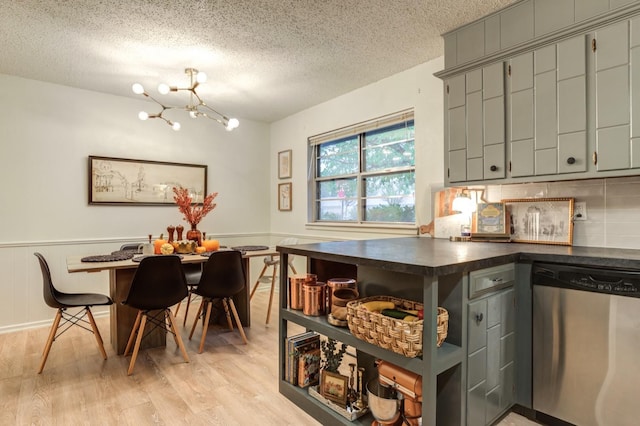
[186,223,202,246]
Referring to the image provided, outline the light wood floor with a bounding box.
[0,288,539,425]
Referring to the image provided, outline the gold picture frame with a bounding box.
[278,182,292,211]
[278,149,292,179]
[502,197,574,246]
[321,370,349,407]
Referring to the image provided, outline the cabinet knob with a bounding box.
[567,157,576,165]
[474,312,484,324]
[490,165,498,172]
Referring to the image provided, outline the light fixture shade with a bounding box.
[452,193,476,214]
[172,122,181,131]
[157,83,170,95]
[196,71,207,83]
[226,118,239,131]
[132,83,144,94]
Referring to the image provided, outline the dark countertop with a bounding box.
[277,237,640,276]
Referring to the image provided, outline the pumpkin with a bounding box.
[153,234,166,254]
[202,239,220,252]
[160,243,174,255]
[195,246,206,254]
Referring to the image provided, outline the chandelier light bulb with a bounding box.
[158,83,170,95]
[172,122,181,131]
[189,111,198,119]
[132,83,145,94]
[138,111,149,120]
[226,118,240,130]
[196,71,207,83]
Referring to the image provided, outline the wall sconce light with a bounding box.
[132,68,239,132]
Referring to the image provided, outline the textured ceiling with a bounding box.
[0,0,516,123]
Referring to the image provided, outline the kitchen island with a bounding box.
[276,237,640,425]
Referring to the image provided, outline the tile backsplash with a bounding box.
[484,176,640,249]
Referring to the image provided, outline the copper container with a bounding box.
[326,278,357,314]
[302,281,326,316]
[289,274,317,310]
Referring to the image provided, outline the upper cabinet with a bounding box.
[446,63,505,183]
[439,0,640,186]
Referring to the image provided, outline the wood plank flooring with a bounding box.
[0,287,539,425]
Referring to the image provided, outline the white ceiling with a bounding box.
[0,0,516,123]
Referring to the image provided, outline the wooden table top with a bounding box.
[67,248,279,273]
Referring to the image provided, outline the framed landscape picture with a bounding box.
[502,198,574,245]
[88,156,207,206]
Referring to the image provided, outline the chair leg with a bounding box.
[166,308,190,363]
[225,298,248,345]
[266,266,278,324]
[86,307,107,360]
[223,299,234,331]
[188,299,206,340]
[250,264,269,300]
[38,309,62,373]
[127,314,147,375]
[124,311,143,357]
[182,290,193,327]
[173,299,181,317]
[198,300,214,354]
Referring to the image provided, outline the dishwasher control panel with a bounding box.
[533,263,640,298]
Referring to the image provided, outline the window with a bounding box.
[309,110,415,225]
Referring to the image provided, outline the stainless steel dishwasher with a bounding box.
[532,262,640,426]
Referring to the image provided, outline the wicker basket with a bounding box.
[346,296,448,358]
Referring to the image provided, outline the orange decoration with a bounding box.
[195,246,207,254]
[154,234,166,254]
[202,239,220,252]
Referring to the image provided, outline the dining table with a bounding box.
[66,247,278,355]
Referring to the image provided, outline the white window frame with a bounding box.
[307,109,415,228]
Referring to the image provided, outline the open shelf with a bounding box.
[279,380,374,426]
[282,308,463,376]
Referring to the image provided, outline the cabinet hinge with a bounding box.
[593,151,598,165]
[446,85,450,94]
[447,168,450,178]
[509,161,512,172]
[592,38,597,53]
[508,65,511,76]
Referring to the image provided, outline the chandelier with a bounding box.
[132,68,239,131]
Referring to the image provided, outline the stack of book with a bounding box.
[285,332,321,388]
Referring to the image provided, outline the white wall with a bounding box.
[269,57,445,240]
[0,73,272,330]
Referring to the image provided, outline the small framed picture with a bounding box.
[502,197,574,246]
[278,182,292,211]
[278,149,292,179]
[473,202,508,235]
[321,370,349,406]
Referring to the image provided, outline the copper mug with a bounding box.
[326,278,357,314]
[302,281,326,316]
[289,274,317,310]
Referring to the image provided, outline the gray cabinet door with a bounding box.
[595,20,632,171]
[447,75,467,181]
[484,63,506,180]
[484,143,506,179]
[557,36,587,173]
[468,299,487,354]
[467,286,517,426]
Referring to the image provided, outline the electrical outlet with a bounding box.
[574,201,587,221]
